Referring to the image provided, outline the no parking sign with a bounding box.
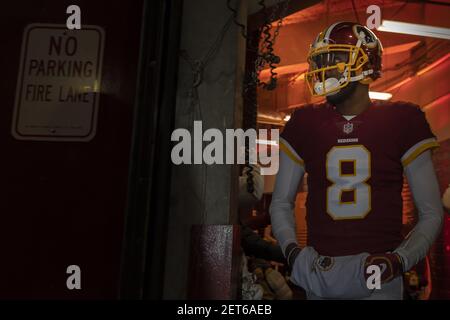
[12,23,105,141]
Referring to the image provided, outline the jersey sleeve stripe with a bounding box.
[401,138,440,167]
[279,138,305,167]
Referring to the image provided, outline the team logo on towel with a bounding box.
[315,256,335,272]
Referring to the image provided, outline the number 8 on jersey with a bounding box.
[326,145,371,220]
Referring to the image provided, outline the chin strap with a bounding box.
[334,68,373,86]
[349,69,374,82]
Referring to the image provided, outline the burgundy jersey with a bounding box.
[280,101,439,256]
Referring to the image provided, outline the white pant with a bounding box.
[291,247,404,300]
[307,276,404,300]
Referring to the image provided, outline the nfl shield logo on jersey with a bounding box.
[343,122,354,134]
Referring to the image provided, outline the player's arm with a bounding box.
[269,107,310,265]
[269,146,304,262]
[394,150,444,271]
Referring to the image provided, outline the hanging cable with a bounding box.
[226,0,247,38]
[237,0,290,194]
[179,14,234,223]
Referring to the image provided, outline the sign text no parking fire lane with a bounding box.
[12,24,104,142]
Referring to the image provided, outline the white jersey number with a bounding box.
[326,145,371,220]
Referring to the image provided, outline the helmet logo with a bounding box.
[353,25,378,48]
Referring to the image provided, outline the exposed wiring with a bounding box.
[257,0,287,90]
[225,0,290,194]
[382,40,443,72]
[375,41,447,95]
[246,0,289,194]
[226,0,247,38]
[179,14,234,223]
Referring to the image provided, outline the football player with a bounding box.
[269,21,444,299]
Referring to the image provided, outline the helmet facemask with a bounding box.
[305,43,371,97]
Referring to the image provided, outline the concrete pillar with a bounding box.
[163,0,247,299]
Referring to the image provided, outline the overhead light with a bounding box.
[257,114,284,125]
[290,72,305,82]
[369,91,392,100]
[377,20,450,40]
[386,77,413,92]
[283,115,291,121]
[256,139,278,146]
[259,62,308,79]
